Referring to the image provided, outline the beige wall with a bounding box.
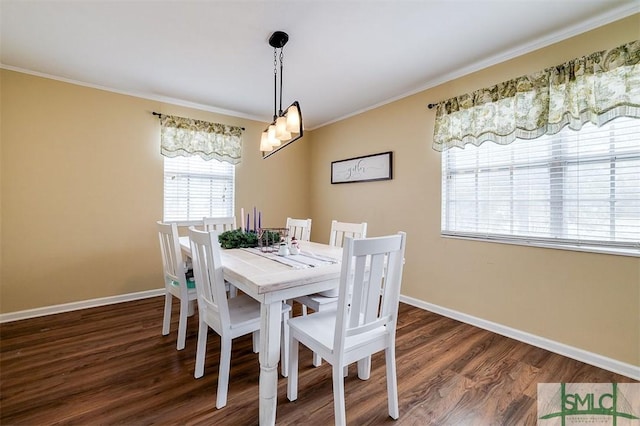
[1,70,310,313]
[309,15,639,366]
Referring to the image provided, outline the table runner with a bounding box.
[241,248,338,269]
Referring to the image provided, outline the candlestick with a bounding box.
[253,207,257,232]
[258,211,261,230]
[246,213,250,233]
[240,208,244,232]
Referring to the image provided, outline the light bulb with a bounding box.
[267,124,281,147]
[260,132,273,151]
[275,116,291,141]
[286,105,300,134]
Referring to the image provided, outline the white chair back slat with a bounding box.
[347,254,368,329]
[363,252,387,322]
[380,242,405,319]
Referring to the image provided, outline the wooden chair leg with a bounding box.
[281,319,289,377]
[176,298,189,350]
[252,330,260,353]
[332,364,347,426]
[194,320,208,378]
[357,356,371,380]
[162,293,172,336]
[313,352,322,367]
[216,336,232,409]
[385,346,399,419]
[228,284,237,298]
[287,338,299,401]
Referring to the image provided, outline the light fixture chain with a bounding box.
[273,48,278,120]
[278,48,284,116]
[273,48,277,74]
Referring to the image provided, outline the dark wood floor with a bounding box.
[1,297,635,425]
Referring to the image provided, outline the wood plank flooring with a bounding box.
[1,297,635,425]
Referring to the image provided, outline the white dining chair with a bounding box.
[293,220,368,366]
[286,217,312,241]
[157,221,198,351]
[287,232,407,425]
[188,227,292,408]
[202,216,237,233]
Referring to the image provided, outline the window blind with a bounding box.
[442,117,640,252]
[164,155,235,222]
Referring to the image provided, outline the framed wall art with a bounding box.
[331,151,393,184]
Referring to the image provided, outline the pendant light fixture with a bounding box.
[260,31,303,158]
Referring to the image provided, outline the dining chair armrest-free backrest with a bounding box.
[286,217,312,242]
[202,216,237,233]
[328,220,368,248]
[188,227,230,331]
[333,232,407,358]
[157,221,188,293]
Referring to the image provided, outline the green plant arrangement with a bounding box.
[218,229,258,249]
[217,229,283,249]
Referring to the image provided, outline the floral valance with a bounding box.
[432,40,640,152]
[160,114,243,164]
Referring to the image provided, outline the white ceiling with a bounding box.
[2,1,638,129]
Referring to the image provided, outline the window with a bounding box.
[441,117,640,254]
[163,155,235,221]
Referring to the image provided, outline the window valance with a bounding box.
[160,114,243,164]
[432,40,640,152]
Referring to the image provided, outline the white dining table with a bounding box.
[179,236,342,425]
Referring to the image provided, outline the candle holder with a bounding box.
[258,228,289,253]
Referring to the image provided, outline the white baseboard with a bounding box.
[0,289,164,324]
[399,295,640,381]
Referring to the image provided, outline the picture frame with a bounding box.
[331,151,393,184]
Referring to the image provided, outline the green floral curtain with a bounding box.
[160,114,243,164]
[432,40,640,152]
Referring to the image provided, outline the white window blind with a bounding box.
[164,155,235,222]
[442,117,640,253]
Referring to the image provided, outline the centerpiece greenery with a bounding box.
[218,229,283,249]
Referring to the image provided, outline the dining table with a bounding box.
[179,236,343,425]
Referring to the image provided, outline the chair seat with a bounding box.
[294,294,338,312]
[227,295,292,329]
[317,288,339,297]
[288,311,387,354]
